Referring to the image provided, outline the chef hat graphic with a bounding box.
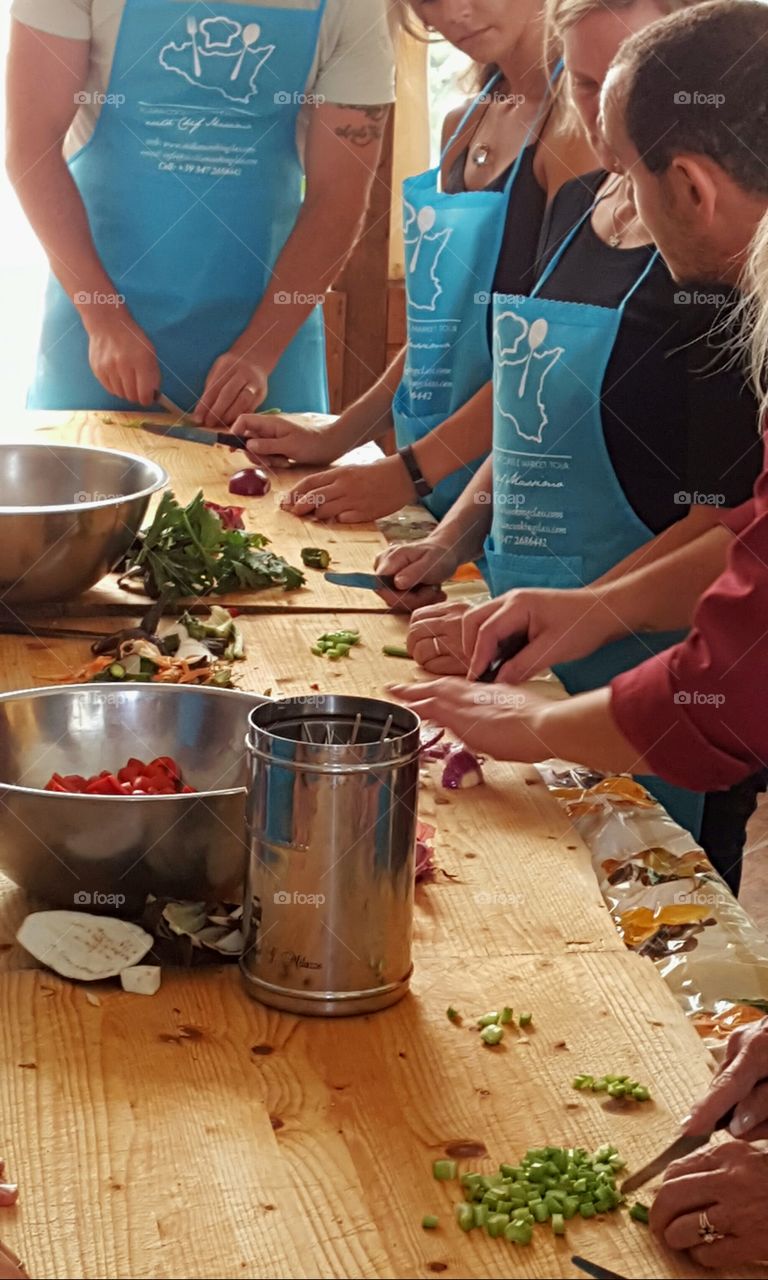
[199,17,241,50]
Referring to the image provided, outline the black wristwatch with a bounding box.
[397,444,433,499]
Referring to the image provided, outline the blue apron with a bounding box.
[29,0,330,414]
[486,204,705,838]
[392,68,560,522]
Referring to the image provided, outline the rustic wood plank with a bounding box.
[0,957,747,1280]
[324,290,348,414]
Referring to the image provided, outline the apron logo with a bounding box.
[494,312,563,444]
[160,16,276,105]
[404,202,452,312]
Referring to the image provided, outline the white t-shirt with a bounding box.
[11,0,396,155]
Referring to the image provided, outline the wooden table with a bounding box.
[0,420,753,1280]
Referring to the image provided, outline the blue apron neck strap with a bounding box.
[618,247,661,311]
[440,71,502,163]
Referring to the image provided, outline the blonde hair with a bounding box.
[739,213,768,422]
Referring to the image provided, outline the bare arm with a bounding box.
[593,506,730,587]
[198,102,390,425]
[410,381,494,485]
[6,20,159,402]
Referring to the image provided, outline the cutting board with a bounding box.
[0,957,747,1280]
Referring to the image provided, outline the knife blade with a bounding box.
[156,391,194,423]
[139,420,248,451]
[621,1104,736,1194]
[324,571,398,593]
[571,1256,629,1280]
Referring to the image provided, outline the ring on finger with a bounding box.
[698,1211,726,1245]
[432,636,441,657]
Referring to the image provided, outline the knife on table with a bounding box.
[620,1105,736,1194]
[325,570,403,594]
[572,1256,629,1280]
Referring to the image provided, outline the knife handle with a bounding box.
[216,433,249,451]
[715,1104,736,1131]
[477,631,529,684]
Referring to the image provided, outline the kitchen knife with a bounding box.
[325,571,399,593]
[621,1105,736,1194]
[477,630,530,683]
[139,420,248,451]
[156,391,194,423]
[571,1256,629,1280]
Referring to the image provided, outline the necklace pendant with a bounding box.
[608,232,622,248]
[472,145,491,168]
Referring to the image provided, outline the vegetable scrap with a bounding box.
[434,1144,627,1245]
[152,900,244,957]
[572,1074,652,1102]
[44,755,195,796]
[301,547,331,570]
[120,966,162,996]
[60,607,246,688]
[629,1202,650,1224]
[420,733,484,790]
[382,645,410,659]
[312,629,360,660]
[118,491,304,600]
[421,1215,439,1230]
[228,468,271,498]
[446,1006,461,1023]
[203,501,244,530]
[16,912,153,982]
[415,820,437,883]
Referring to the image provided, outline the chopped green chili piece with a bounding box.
[477,1011,500,1028]
[551,1213,565,1236]
[421,1215,439,1230]
[382,645,410,659]
[300,548,331,571]
[455,1204,474,1232]
[433,1159,457,1181]
[518,1012,533,1027]
[480,1024,504,1046]
[630,1203,650,1224]
[499,1006,514,1024]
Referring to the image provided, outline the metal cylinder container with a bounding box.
[241,695,420,1016]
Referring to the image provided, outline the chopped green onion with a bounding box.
[480,1024,504,1046]
[551,1213,565,1236]
[518,1012,533,1028]
[499,1006,514,1024]
[630,1202,650,1224]
[446,1006,460,1023]
[455,1204,474,1232]
[433,1159,457,1181]
[382,645,410,659]
[421,1215,439,1230]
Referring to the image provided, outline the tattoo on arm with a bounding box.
[333,104,389,148]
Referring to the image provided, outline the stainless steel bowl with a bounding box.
[0,684,267,910]
[0,442,167,604]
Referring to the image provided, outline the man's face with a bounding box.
[600,66,724,283]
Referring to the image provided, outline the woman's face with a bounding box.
[564,0,668,164]
[409,0,543,63]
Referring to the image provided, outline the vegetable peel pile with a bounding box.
[60,607,244,688]
[431,1144,628,1245]
[119,491,305,600]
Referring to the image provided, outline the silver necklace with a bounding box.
[608,177,638,248]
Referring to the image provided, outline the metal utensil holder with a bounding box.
[241,695,420,1016]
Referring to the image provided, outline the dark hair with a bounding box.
[614,0,768,195]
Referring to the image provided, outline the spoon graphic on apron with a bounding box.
[518,317,548,398]
[409,206,437,273]
[231,23,263,82]
[186,16,201,79]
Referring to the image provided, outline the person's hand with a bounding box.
[195,347,269,428]
[463,586,622,683]
[0,1241,26,1280]
[651,1139,768,1269]
[232,413,341,468]
[407,602,471,675]
[389,677,552,761]
[373,540,455,613]
[84,307,159,405]
[684,1016,768,1140]
[282,454,415,524]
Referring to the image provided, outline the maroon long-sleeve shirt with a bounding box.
[611,432,768,791]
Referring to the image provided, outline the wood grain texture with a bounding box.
[0,612,616,965]
[21,415,393,613]
[0,958,749,1280]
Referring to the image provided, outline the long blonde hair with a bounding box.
[740,213,768,422]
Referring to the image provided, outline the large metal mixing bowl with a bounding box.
[0,442,166,604]
[0,684,267,911]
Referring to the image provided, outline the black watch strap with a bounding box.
[397,444,433,499]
